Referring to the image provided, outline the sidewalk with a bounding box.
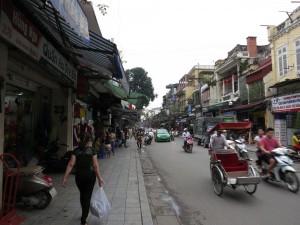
[17,140,153,225]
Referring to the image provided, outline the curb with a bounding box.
[136,151,154,225]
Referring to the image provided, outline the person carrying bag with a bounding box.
[90,187,111,218]
[63,132,104,225]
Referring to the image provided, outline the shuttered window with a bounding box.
[296,39,300,72]
[277,45,288,77]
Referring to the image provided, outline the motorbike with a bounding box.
[233,138,250,160]
[258,147,299,193]
[171,131,175,141]
[10,165,57,209]
[144,133,153,145]
[40,139,72,172]
[183,136,193,153]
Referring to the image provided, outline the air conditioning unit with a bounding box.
[237,52,250,58]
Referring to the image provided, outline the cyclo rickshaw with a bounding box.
[209,122,260,196]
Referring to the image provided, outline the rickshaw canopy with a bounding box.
[208,122,252,134]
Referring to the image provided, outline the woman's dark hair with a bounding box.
[79,132,91,149]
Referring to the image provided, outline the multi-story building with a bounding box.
[206,37,268,122]
[187,65,214,118]
[267,6,300,146]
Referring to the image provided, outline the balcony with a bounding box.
[221,92,239,102]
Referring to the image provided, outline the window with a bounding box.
[277,45,288,76]
[249,80,265,102]
[295,39,300,72]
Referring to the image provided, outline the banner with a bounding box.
[274,119,287,146]
[272,93,300,113]
[0,1,77,86]
[50,0,90,44]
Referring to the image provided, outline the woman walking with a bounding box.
[63,133,104,225]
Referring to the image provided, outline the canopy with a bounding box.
[208,122,252,134]
[103,81,148,107]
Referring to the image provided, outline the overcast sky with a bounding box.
[92,0,297,109]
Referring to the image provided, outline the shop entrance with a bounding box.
[4,85,35,164]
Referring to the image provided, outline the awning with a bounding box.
[223,100,266,112]
[268,78,300,88]
[103,81,128,99]
[103,81,148,106]
[206,102,226,111]
[111,106,139,122]
[208,122,252,134]
[19,0,124,80]
[246,58,272,84]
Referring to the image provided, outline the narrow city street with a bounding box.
[145,138,300,225]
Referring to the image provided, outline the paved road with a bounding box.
[146,138,300,225]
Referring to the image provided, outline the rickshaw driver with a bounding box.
[209,129,234,151]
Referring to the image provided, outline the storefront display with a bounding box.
[4,85,34,163]
[272,93,300,146]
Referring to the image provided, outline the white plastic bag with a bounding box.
[90,187,111,218]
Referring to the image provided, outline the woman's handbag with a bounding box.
[90,187,111,218]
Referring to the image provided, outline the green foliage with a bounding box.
[125,67,157,108]
[239,59,249,74]
[80,1,109,15]
[97,4,109,15]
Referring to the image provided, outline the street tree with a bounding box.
[125,67,157,108]
[80,0,109,15]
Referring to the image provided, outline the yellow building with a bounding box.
[267,6,300,146]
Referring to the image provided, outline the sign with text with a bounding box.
[272,93,300,113]
[274,119,287,146]
[0,0,77,85]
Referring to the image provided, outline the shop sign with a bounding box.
[274,119,287,146]
[0,1,77,85]
[222,111,235,117]
[50,0,90,44]
[272,93,300,113]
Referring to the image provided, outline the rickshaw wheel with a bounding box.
[244,184,257,194]
[211,167,223,196]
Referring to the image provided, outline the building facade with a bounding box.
[268,6,300,146]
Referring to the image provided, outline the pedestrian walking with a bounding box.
[110,131,116,155]
[129,128,133,139]
[119,130,128,148]
[63,132,104,225]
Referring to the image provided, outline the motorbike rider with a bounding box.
[259,127,283,177]
[292,131,300,155]
[182,128,191,148]
[254,128,265,171]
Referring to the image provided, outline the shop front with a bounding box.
[0,0,76,188]
[272,93,300,146]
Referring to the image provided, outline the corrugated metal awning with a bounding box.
[19,0,124,80]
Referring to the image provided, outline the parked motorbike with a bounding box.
[10,165,57,209]
[183,136,193,153]
[259,148,299,193]
[43,139,72,172]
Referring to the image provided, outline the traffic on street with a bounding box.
[144,136,300,225]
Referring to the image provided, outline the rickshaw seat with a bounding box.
[213,152,248,172]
